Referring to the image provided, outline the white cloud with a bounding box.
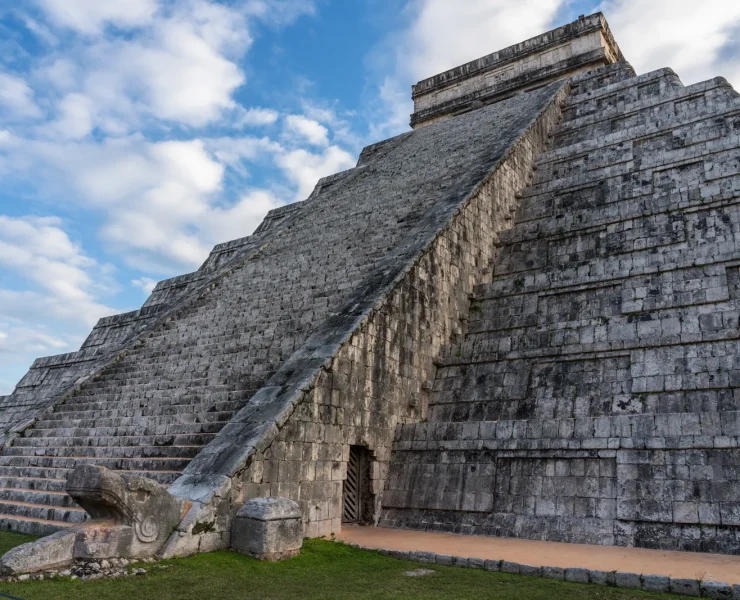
[49,92,95,139]
[300,103,362,150]
[404,0,565,81]
[242,0,317,26]
[0,125,351,271]
[205,135,282,169]
[0,0,334,394]
[102,18,246,126]
[0,215,114,317]
[70,1,250,130]
[236,107,280,127]
[599,0,740,88]
[84,139,227,268]
[37,0,158,35]
[276,145,355,200]
[199,190,283,242]
[0,71,43,119]
[0,215,119,393]
[0,323,68,358]
[0,214,118,395]
[132,277,158,294]
[284,114,329,146]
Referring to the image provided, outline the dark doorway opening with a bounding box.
[342,445,372,524]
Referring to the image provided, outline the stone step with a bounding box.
[538,104,740,171]
[68,377,235,393]
[536,119,739,183]
[52,394,250,412]
[477,218,740,300]
[506,186,739,251]
[72,381,239,395]
[562,69,683,123]
[568,62,637,96]
[0,476,66,493]
[33,411,233,430]
[522,141,737,201]
[44,400,244,420]
[25,422,224,438]
[557,76,735,131]
[3,445,202,459]
[0,465,181,485]
[0,455,191,473]
[0,514,72,537]
[0,498,87,525]
[0,487,79,509]
[13,432,216,448]
[565,68,680,110]
[534,134,739,190]
[552,79,737,149]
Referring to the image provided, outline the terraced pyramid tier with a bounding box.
[381,62,740,554]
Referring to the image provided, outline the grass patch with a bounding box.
[0,532,37,557]
[0,532,686,600]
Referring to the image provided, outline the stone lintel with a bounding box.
[410,12,623,128]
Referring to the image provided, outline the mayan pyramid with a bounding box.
[1,12,739,560]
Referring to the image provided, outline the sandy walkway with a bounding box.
[337,526,740,584]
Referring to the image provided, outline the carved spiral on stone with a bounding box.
[135,515,159,543]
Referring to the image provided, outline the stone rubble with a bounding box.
[0,557,160,583]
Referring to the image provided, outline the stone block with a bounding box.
[642,574,670,593]
[519,564,541,577]
[701,581,733,600]
[452,556,470,567]
[614,571,641,588]
[0,529,76,575]
[484,559,502,572]
[541,566,565,580]
[588,570,615,586]
[670,578,702,596]
[231,498,302,561]
[409,551,436,564]
[501,561,520,573]
[565,567,590,583]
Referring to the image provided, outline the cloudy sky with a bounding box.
[1,0,739,395]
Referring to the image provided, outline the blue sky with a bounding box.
[1,0,739,395]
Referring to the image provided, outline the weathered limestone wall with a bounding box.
[382,61,740,554]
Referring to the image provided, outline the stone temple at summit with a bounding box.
[2,12,740,567]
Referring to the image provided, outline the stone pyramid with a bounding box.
[1,12,739,560]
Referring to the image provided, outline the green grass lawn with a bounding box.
[0,532,687,600]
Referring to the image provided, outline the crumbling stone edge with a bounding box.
[348,544,737,598]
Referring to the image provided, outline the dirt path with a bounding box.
[338,526,740,584]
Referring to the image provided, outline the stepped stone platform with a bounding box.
[381,33,740,553]
[1,12,739,568]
